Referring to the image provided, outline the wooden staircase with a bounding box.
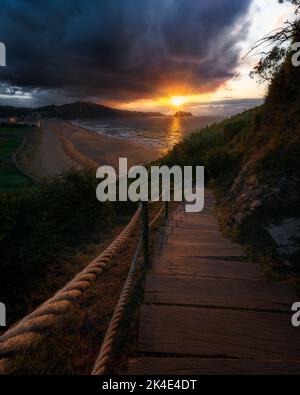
[126,190,300,375]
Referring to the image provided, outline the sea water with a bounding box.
[73,116,222,154]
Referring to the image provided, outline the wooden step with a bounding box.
[165,224,223,236]
[166,220,222,232]
[144,275,295,311]
[164,226,228,240]
[138,305,300,360]
[126,358,300,375]
[159,243,247,258]
[165,239,242,249]
[175,211,216,218]
[151,257,262,280]
[169,216,219,227]
[171,212,218,223]
[173,207,214,215]
[178,199,216,209]
[164,233,230,245]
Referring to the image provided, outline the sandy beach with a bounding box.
[22,121,162,178]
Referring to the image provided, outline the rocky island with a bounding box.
[173,111,193,117]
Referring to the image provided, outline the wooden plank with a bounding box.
[164,240,244,252]
[173,207,214,215]
[166,225,216,234]
[164,226,227,239]
[203,199,216,205]
[170,215,219,227]
[204,190,215,198]
[126,358,300,375]
[160,243,247,258]
[139,305,300,360]
[166,220,221,232]
[164,234,233,244]
[165,240,242,249]
[151,257,262,280]
[171,211,218,220]
[165,235,230,245]
[169,214,218,226]
[144,276,295,311]
[165,223,222,235]
[178,195,215,206]
[179,197,215,206]
[172,210,216,218]
[162,223,231,245]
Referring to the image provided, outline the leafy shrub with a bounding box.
[0,168,135,308]
[161,109,258,185]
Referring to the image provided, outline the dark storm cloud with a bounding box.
[0,0,252,101]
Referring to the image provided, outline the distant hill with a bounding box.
[0,101,165,119]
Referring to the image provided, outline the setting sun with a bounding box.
[170,96,187,107]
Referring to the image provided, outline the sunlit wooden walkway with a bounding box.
[127,190,300,375]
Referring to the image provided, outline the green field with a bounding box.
[0,126,33,192]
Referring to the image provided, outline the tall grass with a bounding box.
[0,126,33,191]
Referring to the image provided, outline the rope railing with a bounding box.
[0,196,169,375]
[0,206,142,374]
[91,235,143,375]
[149,202,167,228]
[91,200,168,375]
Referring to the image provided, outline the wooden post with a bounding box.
[142,201,149,267]
[165,201,169,220]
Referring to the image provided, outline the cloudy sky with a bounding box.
[0,0,295,115]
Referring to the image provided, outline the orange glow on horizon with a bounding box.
[170,96,187,107]
[109,83,263,114]
[116,94,210,113]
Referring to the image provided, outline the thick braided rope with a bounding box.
[91,202,166,375]
[0,207,141,373]
[91,236,142,375]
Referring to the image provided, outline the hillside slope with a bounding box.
[0,101,165,119]
[162,57,300,270]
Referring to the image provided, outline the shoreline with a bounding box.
[58,120,163,168]
[22,120,162,178]
[70,120,152,144]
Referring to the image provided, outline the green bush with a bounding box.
[161,109,258,184]
[0,168,135,308]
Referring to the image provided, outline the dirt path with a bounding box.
[127,190,300,375]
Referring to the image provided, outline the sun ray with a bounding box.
[170,96,187,107]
